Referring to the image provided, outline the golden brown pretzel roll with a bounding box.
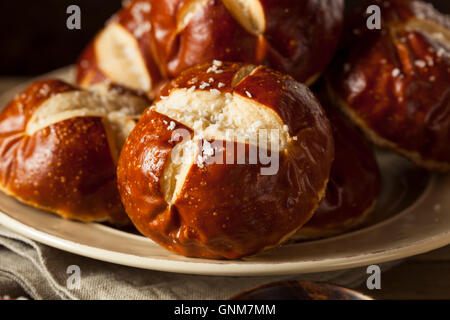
[117,62,334,259]
[327,0,450,172]
[0,79,148,225]
[77,0,344,97]
[294,102,381,240]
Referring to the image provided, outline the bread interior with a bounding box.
[221,0,266,36]
[95,23,152,91]
[155,86,291,205]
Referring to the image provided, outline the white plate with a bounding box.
[0,67,449,276]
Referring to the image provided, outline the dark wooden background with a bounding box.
[0,0,448,76]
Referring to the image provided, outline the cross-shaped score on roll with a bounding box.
[93,0,265,93]
[117,62,335,259]
[177,0,266,35]
[79,0,344,97]
[154,64,289,205]
[25,85,147,164]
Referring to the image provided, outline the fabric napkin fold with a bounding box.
[0,225,397,300]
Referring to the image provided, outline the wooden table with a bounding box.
[0,78,449,300]
[357,246,450,299]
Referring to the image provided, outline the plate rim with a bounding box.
[1,209,450,276]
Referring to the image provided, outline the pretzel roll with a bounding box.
[293,103,381,240]
[77,0,344,98]
[117,62,334,259]
[327,0,450,172]
[0,79,148,225]
[76,1,163,98]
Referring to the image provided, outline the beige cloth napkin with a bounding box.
[0,225,399,300]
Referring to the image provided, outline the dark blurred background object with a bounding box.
[0,0,448,76]
[0,0,122,75]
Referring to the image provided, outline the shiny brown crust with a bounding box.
[76,43,108,88]
[294,100,381,240]
[327,0,450,172]
[117,62,334,259]
[0,80,134,225]
[77,0,343,96]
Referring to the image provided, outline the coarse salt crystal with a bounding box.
[433,32,445,41]
[167,121,176,130]
[134,22,151,38]
[210,89,221,95]
[197,155,206,168]
[414,60,426,68]
[392,68,400,77]
[199,82,210,89]
[202,141,214,156]
[245,91,252,98]
[250,121,263,132]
